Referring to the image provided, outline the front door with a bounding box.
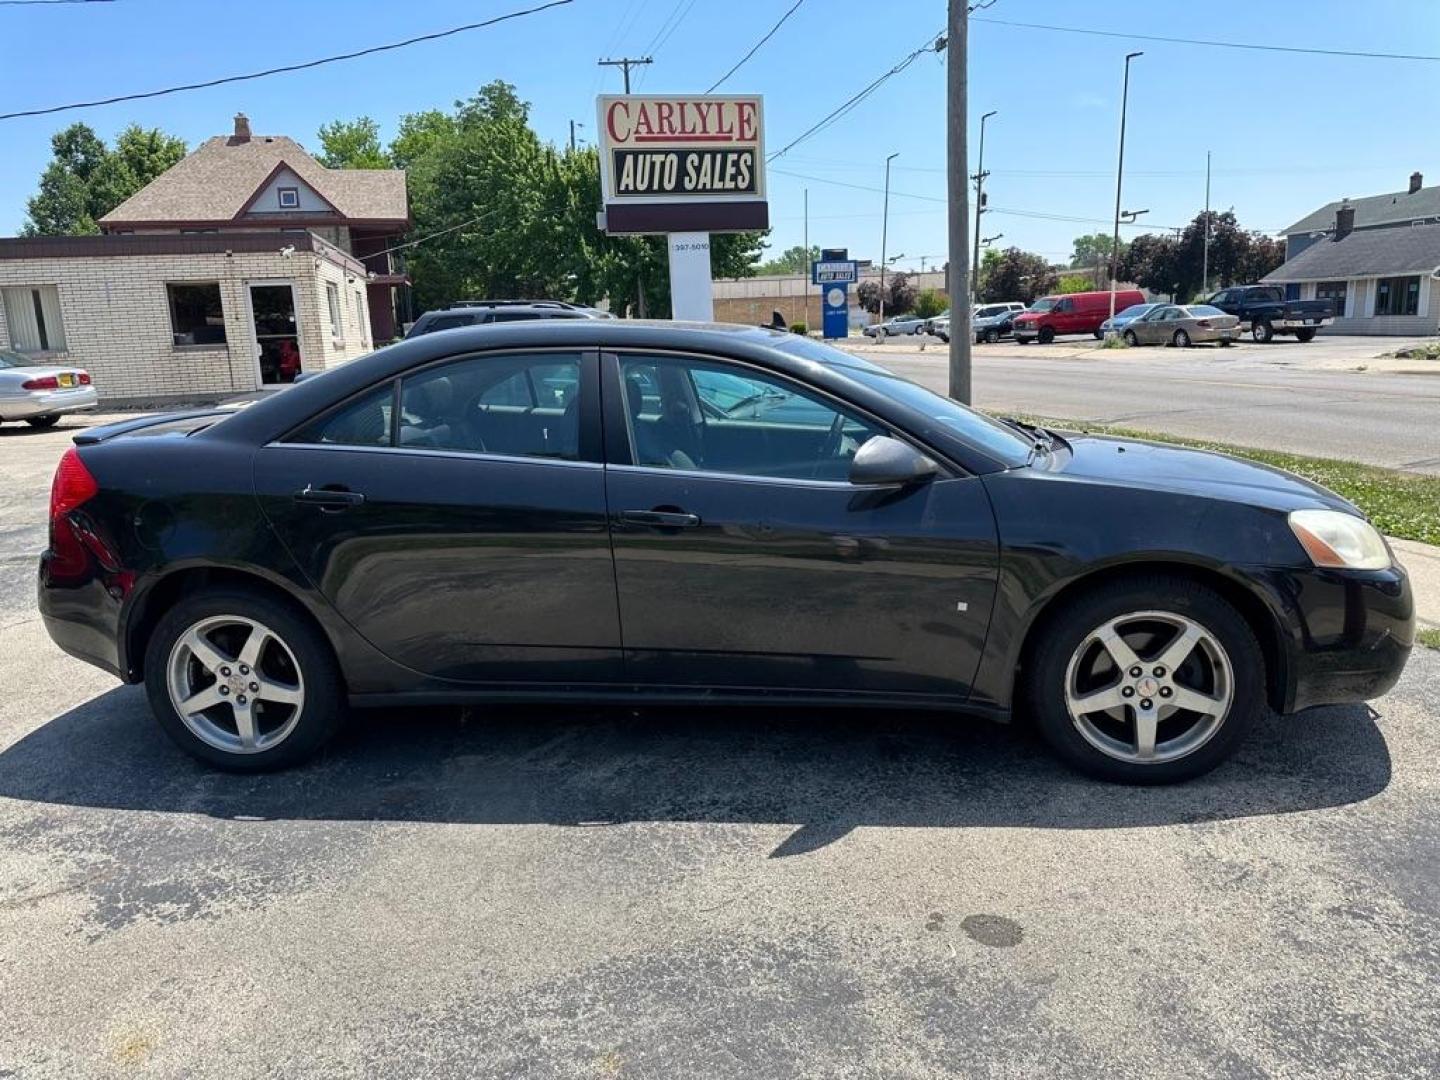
[253,349,622,685]
[602,352,999,698]
[249,282,303,384]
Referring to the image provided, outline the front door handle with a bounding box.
[620,509,701,528]
[294,485,366,511]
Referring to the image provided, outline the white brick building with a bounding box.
[0,233,372,405]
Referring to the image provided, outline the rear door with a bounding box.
[601,350,999,698]
[252,348,623,684]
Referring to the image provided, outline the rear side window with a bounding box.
[420,314,473,334]
[292,383,394,446]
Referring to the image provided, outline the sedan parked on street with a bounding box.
[0,349,97,428]
[40,322,1412,783]
[1121,304,1241,347]
[863,315,926,338]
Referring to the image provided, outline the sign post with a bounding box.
[596,95,769,319]
[811,253,857,339]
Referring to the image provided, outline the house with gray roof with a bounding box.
[100,114,411,344]
[1266,171,1440,336]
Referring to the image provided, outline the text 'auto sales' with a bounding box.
[612,149,757,197]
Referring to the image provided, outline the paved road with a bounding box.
[863,336,1440,473]
[3,417,1440,1078]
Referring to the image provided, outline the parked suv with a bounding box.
[1013,290,1145,344]
[406,300,610,339]
[972,301,1028,344]
[1205,285,1332,343]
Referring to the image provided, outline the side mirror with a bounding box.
[849,435,939,486]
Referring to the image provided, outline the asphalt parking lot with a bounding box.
[2,414,1439,1078]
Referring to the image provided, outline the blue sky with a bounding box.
[2,0,1438,271]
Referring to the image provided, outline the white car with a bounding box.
[862,316,926,338]
[0,349,98,428]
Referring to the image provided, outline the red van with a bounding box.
[1012,289,1145,343]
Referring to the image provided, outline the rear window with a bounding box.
[1186,305,1224,317]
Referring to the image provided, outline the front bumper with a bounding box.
[0,386,98,421]
[1238,561,1414,713]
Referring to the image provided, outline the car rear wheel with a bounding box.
[984,328,1000,343]
[25,415,60,429]
[1026,576,1263,783]
[1038,327,1056,344]
[1122,330,1139,347]
[144,589,345,771]
[1252,319,1274,343]
[1173,329,1191,348]
[1295,328,1317,343]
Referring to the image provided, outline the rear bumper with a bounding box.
[1272,317,1332,330]
[0,387,98,421]
[1238,562,1414,713]
[38,557,126,680]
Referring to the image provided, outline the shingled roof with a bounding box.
[1264,222,1440,282]
[100,128,408,226]
[1282,181,1440,236]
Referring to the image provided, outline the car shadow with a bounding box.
[0,686,1391,857]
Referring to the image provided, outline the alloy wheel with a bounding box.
[166,614,306,754]
[1062,610,1233,764]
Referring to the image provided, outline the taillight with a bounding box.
[22,375,59,390]
[1196,320,1211,328]
[47,448,99,580]
[78,372,92,385]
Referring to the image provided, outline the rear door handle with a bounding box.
[620,509,701,528]
[294,485,366,510]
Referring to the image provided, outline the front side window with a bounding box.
[167,283,226,347]
[1374,276,1420,317]
[398,352,582,459]
[0,285,66,352]
[619,355,884,481]
[293,383,394,447]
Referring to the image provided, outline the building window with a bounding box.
[1,285,66,352]
[353,290,366,344]
[326,282,343,340]
[167,283,227,347]
[1374,276,1420,317]
[278,187,300,209]
[1315,281,1347,318]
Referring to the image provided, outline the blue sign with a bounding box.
[821,283,849,339]
[811,259,859,285]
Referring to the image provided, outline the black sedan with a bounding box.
[39,322,1413,782]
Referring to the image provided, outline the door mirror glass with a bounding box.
[848,435,938,486]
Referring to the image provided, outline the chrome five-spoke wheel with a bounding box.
[1063,610,1233,764]
[165,614,305,754]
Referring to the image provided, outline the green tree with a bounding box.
[1069,231,1124,270]
[1119,211,1285,300]
[979,247,1056,303]
[1057,273,1092,294]
[755,244,820,276]
[913,287,947,319]
[23,122,185,235]
[390,109,457,170]
[317,117,391,169]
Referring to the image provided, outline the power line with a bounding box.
[0,0,574,121]
[0,0,113,5]
[972,16,1440,63]
[642,0,699,56]
[705,0,805,93]
[369,210,503,261]
[767,29,945,162]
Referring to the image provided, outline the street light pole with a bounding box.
[1108,51,1143,333]
[1202,149,1212,296]
[971,109,996,307]
[879,151,898,328]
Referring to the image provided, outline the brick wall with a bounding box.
[0,246,370,405]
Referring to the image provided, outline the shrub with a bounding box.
[913,288,947,319]
[790,321,807,335]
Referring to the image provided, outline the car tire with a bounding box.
[985,328,1000,343]
[1038,327,1056,344]
[1093,329,1104,340]
[1173,329,1191,348]
[1295,328,1317,343]
[1122,330,1139,347]
[937,332,948,343]
[25,415,60,429]
[1252,319,1274,343]
[1026,575,1264,784]
[144,588,346,772]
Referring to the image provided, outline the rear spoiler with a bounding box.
[72,409,232,445]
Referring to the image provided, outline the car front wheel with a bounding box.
[1252,319,1274,343]
[26,415,60,429]
[1122,329,1139,346]
[1027,576,1263,783]
[144,588,345,771]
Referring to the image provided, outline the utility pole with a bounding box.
[971,109,996,309]
[879,152,898,328]
[945,4,971,402]
[803,187,809,328]
[1107,51,1143,334]
[569,120,584,151]
[1202,149,1212,296]
[597,56,652,93]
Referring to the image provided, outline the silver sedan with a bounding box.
[0,350,98,428]
[1121,304,1240,348]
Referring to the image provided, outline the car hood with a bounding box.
[974,314,1009,326]
[1054,434,1359,515]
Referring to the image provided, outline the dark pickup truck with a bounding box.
[1205,285,1333,343]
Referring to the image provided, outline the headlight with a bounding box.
[1288,509,1391,570]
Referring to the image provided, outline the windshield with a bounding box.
[770,335,1034,467]
[1027,298,1057,313]
[0,349,44,369]
[1115,304,1153,320]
